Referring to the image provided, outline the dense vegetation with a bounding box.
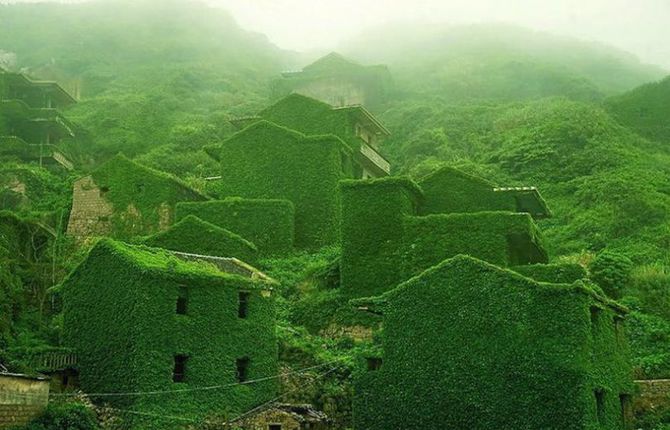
[1,0,669,428]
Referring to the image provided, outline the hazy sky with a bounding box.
[3,0,670,68]
[210,0,670,68]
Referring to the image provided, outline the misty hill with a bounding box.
[0,0,291,164]
[606,75,670,144]
[340,23,666,102]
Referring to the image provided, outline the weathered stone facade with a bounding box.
[66,176,113,240]
[635,379,670,416]
[0,373,49,429]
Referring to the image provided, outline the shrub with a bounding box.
[20,402,98,430]
[590,250,634,298]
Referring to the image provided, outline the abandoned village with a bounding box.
[0,52,660,430]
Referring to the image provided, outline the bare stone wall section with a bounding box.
[635,379,670,415]
[66,176,113,240]
[0,374,49,429]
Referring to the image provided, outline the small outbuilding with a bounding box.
[233,403,330,430]
[0,372,50,429]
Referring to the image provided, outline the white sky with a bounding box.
[3,0,670,68]
[209,0,670,68]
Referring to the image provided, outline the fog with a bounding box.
[3,0,670,68]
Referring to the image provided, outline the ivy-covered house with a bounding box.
[62,239,278,427]
[271,52,393,108]
[0,69,76,170]
[66,154,207,241]
[351,255,633,430]
[142,215,258,263]
[231,94,391,178]
[340,168,559,299]
[207,120,353,250]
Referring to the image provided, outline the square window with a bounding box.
[367,357,383,371]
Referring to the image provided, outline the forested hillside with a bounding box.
[1,1,670,429]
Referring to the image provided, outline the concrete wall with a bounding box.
[0,374,49,429]
[66,176,113,239]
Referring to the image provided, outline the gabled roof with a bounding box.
[209,119,352,161]
[143,215,257,260]
[66,239,263,285]
[352,255,625,315]
[302,52,363,73]
[90,154,208,200]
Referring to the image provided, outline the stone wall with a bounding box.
[635,379,670,415]
[66,176,113,239]
[0,373,49,429]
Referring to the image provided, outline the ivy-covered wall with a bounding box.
[62,239,278,427]
[401,211,548,279]
[207,121,352,250]
[176,198,295,257]
[339,177,423,298]
[67,154,207,240]
[417,166,516,215]
[512,262,587,284]
[142,215,258,263]
[352,255,633,430]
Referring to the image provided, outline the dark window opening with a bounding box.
[620,394,632,428]
[614,316,625,342]
[590,306,601,328]
[173,355,188,383]
[595,389,605,424]
[238,292,250,318]
[135,183,145,193]
[176,286,188,315]
[99,186,110,196]
[236,357,249,383]
[367,357,383,371]
[269,425,282,430]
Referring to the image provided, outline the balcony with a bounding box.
[0,136,74,170]
[358,141,391,176]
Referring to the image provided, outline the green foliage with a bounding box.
[402,212,548,278]
[89,154,207,239]
[176,198,295,257]
[340,177,422,298]
[208,121,352,249]
[142,215,257,263]
[628,264,670,320]
[606,76,670,144]
[0,0,290,173]
[352,256,632,430]
[62,239,278,426]
[0,165,71,214]
[18,402,99,430]
[512,262,587,284]
[624,310,670,379]
[343,23,665,100]
[590,250,634,299]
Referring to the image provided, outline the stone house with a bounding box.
[271,52,392,108]
[351,255,634,430]
[61,239,278,427]
[0,372,50,429]
[207,120,352,250]
[233,403,330,430]
[66,154,207,241]
[231,93,391,178]
[0,69,76,169]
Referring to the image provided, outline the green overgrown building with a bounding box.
[62,239,278,427]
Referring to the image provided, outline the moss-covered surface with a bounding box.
[142,215,257,263]
[352,255,633,430]
[401,211,548,278]
[176,198,295,257]
[88,154,207,238]
[339,177,423,298]
[62,239,278,427]
[512,262,587,284]
[417,165,550,218]
[207,120,352,249]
